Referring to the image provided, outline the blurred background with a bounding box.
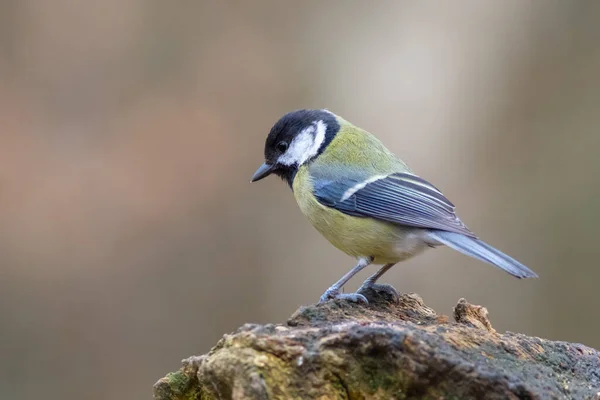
[1,1,599,399]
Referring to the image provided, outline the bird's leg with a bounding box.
[318,257,373,304]
[356,263,399,303]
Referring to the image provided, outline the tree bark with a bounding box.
[153,291,600,399]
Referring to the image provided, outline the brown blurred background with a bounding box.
[1,1,599,399]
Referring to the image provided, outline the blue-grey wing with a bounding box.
[313,172,476,237]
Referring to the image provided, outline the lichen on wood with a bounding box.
[154,291,600,399]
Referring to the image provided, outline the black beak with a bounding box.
[251,162,276,182]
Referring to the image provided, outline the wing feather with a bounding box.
[313,172,475,237]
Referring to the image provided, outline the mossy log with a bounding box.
[154,291,600,399]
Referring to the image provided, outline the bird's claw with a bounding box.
[318,288,369,304]
[357,283,400,304]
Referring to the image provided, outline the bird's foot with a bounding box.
[318,287,368,304]
[357,282,399,304]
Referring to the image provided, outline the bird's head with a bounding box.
[251,109,340,186]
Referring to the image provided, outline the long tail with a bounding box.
[428,230,538,279]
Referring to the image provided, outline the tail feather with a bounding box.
[428,230,538,279]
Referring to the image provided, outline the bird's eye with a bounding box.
[276,141,288,152]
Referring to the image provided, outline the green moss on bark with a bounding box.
[154,293,600,400]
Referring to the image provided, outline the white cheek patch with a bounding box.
[277,126,314,166]
[278,120,327,166]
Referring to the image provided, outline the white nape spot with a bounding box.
[341,175,388,201]
[278,120,327,166]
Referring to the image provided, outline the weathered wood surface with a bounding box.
[154,291,600,399]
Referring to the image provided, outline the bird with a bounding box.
[251,109,538,304]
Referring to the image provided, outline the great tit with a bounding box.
[252,109,537,304]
